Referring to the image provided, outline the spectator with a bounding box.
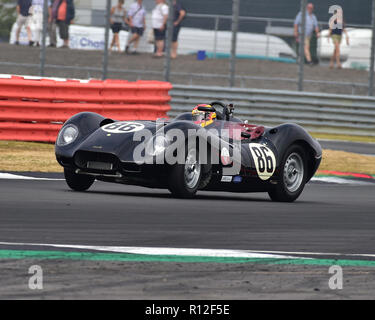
[15,0,33,46]
[29,0,48,47]
[171,0,185,59]
[110,0,127,53]
[328,15,350,69]
[294,2,320,65]
[125,0,146,55]
[49,0,75,48]
[48,0,59,47]
[152,0,169,57]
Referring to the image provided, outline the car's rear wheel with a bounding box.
[168,148,202,198]
[268,144,307,202]
[64,168,95,191]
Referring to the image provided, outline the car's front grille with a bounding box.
[74,151,119,172]
[86,161,114,171]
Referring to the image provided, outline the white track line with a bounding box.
[2,242,375,260]
[0,242,305,260]
[1,242,375,259]
[0,173,63,181]
[1,173,369,185]
[311,176,372,185]
[1,241,375,260]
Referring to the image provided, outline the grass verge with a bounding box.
[0,141,61,172]
[319,149,375,175]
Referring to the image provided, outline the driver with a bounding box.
[192,104,217,127]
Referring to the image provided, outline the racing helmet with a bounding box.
[192,104,217,126]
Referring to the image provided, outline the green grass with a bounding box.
[1,249,375,267]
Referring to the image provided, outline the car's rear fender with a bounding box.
[264,123,322,182]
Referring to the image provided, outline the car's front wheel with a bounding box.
[268,144,307,202]
[168,148,202,198]
[64,168,95,191]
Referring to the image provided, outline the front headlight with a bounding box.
[56,124,79,146]
[146,135,169,156]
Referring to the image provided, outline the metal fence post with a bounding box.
[164,0,174,82]
[102,0,111,80]
[298,0,307,91]
[229,0,240,87]
[369,0,375,96]
[213,16,219,59]
[39,0,49,76]
[265,20,271,57]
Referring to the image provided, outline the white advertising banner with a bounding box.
[9,23,131,51]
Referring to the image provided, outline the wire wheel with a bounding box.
[184,149,201,189]
[283,152,304,193]
[268,144,307,202]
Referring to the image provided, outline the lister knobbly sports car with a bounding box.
[55,102,322,202]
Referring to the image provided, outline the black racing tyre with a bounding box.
[268,144,307,202]
[168,148,202,199]
[64,168,95,191]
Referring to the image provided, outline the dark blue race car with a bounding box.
[55,102,322,202]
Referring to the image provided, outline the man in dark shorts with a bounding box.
[152,0,169,57]
[171,0,186,59]
[125,0,146,54]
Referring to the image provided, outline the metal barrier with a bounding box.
[0,75,172,142]
[170,84,375,137]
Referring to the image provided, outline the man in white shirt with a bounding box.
[125,0,146,54]
[294,3,320,65]
[152,0,168,57]
[29,0,50,46]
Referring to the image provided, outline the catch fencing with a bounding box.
[2,0,375,95]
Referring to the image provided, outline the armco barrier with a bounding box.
[170,85,375,137]
[0,75,172,142]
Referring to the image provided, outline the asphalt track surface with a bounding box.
[0,140,375,298]
[1,176,375,299]
[1,177,374,255]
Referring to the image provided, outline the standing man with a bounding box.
[125,0,147,54]
[48,0,58,47]
[171,0,186,59]
[29,0,48,47]
[49,0,74,48]
[294,3,320,65]
[152,0,169,57]
[15,0,33,46]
